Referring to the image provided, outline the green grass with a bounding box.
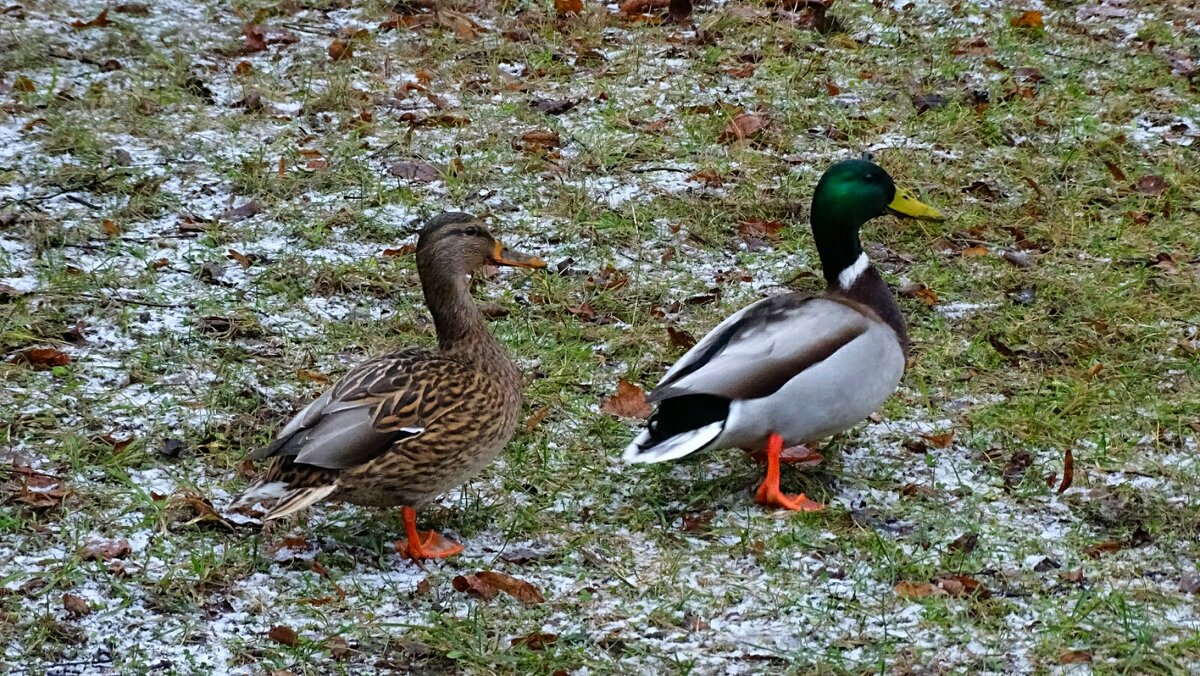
[1,0,1199,673]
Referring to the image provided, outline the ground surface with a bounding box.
[2,0,1199,673]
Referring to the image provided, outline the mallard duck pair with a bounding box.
[232,160,943,559]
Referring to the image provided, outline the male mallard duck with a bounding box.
[622,159,944,511]
[231,213,546,559]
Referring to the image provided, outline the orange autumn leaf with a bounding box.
[719,113,770,143]
[555,0,584,15]
[601,379,653,419]
[1009,10,1043,28]
[71,8,111,29]
[476,571,545,605]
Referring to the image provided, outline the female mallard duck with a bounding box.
[622,159,944,511]
[231,213,545,559]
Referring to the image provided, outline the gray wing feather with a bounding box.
[650,295,873,402]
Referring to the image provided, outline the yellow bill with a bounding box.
[489,240,547,269]
[888,187,945,221]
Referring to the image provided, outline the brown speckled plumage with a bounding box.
[231,213,543,522]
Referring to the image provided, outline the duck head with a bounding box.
[810,160,944,288]
[416,212,547,273]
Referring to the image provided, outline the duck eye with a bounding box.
[863,173,876,182]
[461,226,485,237]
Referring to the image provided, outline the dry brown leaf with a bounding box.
[328,39,353,61]
[1133,175,1168,196]
[725,64,755,79]
[221,200,261,222]
[268,625,299,647]
[555,0,584,16]
[824,81,841,96]
[668,0,692,23]
[517,129,561,152]
[921,431,954,449]
[895,581,946,599]
[620,0,669,14]
[1103,160,1127,182]
[1055,448,1075,495]
[737,219,785,249]
[476,571,545,605]
[962,245,990,258]
[667,326,696,349]
[102,219,120,237]
[1058,650,1092,665]
[899,283,939,307]
[719,113,770,143]
[1085,540,1125,557]
[227,249,253,269]
[234,60,253,76]
[601,379,653,419]
[1009,10,1043,28]
[13,76,36,93]
[511,632,558,650]
[11,347,71,369]
[687,169,722,186]
[71,8,111,29]
[935,574,991,599]
[63,593,91,617]
[328,636,350,660]
[452,574,498,601]
[298,369,331,384]
[80,538,131,561]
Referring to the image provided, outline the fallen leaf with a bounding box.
[268,625,299,647]
[71,8,111,29]
[101,219,120,237]
[11,347,71,369]
[476,571,545,605]
[8,471,67,509]
[687,169,722,187]
[524,406,550,433]
[1152,252,1178,275]
[96,434,133,453]
[898,283,939,307]
[962,245,990,258]
[601,378,653,419]
[531,98,576,115]
[221,200,261,222]
[1009,10,1043,28]
[824,81,841,96]
[1056,448,1074,494]
[667,326,696,349]
[935,574,991,599]
[63,593,91,617]
[511,632,558,650]
[328,636,350,660]
[895,581,945,599]
[680,509,715,533]
[517,129,561,152]
[668,0,692,23]
[912,93,948,114]
[921,431,954,449]
[555,0,583,16]
[328,39,353,61]
[725,64,755,79]
[13,76,36,93]
[297,369,331,384]
[1084,540,1125,557]
[948,533,979,554]
[1058,650,1092,665]
[234,60,253,75]
[719,113,770,143]
[242,23,267,52]
[227,249,253,269]
[1002,450,1033,489]
[389,160,442,182]
[80,538,131,561]
[452,574,498,601]
[268,536,317,563]
[1103,160,1127,182]
[1133,175,1167,195]
[114,3,150,14]
[737,219,785,249]
[620,0,670,15]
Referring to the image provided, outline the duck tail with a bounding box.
[622,394,730,464]
[228,459,338,520]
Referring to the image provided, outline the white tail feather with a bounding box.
[263,485,337,521]
[622,421,724,464]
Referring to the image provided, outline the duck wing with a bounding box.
[248,349,482,470]
[649,294,872,403]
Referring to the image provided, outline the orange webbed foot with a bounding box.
[753,433,827,512]
[395,530,464,560]
[397,505,463,560]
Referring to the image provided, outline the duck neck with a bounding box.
[813,210,909,355]
[417,259,503,365]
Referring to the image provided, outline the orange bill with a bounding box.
[490,240,547,269]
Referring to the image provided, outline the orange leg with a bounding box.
[753,433,825,512]
[394,506,463,560]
